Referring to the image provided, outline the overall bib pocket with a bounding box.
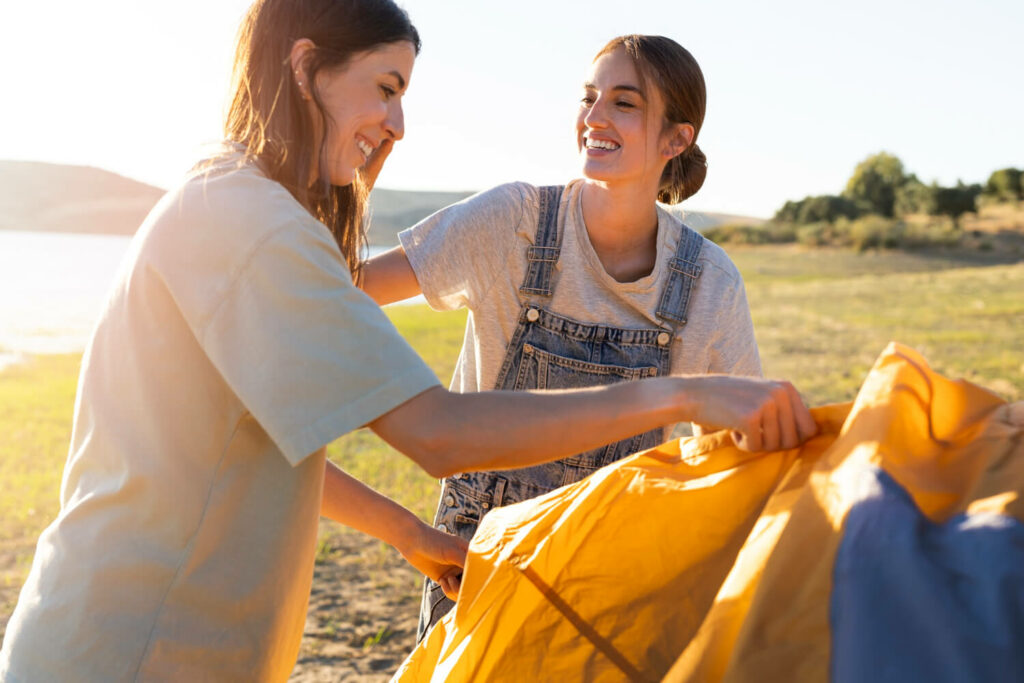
[514,342,658,467]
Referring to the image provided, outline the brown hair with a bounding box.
[224,0,420,279]
[596,35,707,204]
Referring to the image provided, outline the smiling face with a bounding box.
[308,41,416,186]
[577,47,683,190]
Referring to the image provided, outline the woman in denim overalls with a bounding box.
[361,35,780,637]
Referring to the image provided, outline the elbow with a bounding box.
[382,388,470,479]
[410,427,461,479]
[423,458,459,481]
[403,399,464,479]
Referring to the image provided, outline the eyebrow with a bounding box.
[387,70,407,90]
[582,82,646,98]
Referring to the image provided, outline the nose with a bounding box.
[384,100,405,141]
[583,96,609,130]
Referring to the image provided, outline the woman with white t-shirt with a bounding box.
[0,3,815,680]
[360,35,766,636]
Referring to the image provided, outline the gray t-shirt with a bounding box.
[399,179,762,398]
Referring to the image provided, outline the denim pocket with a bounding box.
[514,343,658,391]
[435,478,492,542]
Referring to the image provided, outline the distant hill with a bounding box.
[365,188,475,245]
[0,160,165,235]
[0,161,764,245]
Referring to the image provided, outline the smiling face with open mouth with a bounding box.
[309,40,415,187]
[576,47,675,190]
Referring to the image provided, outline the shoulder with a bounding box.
[695,234,743,286]
[137,153,339,294]
[167,155,313,241]
[405,182,537,251]
[463,181,531,215]
[658,209,742,285]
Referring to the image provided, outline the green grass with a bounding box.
[0,354,81,543]
[2,250,1022,630]
[744,253,1024,405]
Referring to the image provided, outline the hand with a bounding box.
[396,520,468,602]
[359,138,395,192]
[685,375,817,452]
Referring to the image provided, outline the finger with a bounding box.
[785,382,818,442]
[734,413,762,452]
[760,396,780,451]
[440,571,462,602]
[775,385,799,450]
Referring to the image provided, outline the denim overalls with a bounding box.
[417,185,705,637]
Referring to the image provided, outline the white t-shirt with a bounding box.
[0,152,439,682]
[399,180,762,397]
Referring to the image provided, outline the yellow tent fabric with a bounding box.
[392,343,1022,682]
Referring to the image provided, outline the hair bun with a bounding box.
[658,143,707,205]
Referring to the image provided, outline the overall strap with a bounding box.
[655,225,705,331]
[518,185,564,297]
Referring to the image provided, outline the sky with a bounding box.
[1,0,1021,218]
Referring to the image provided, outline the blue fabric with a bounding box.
[831,467,1024,682]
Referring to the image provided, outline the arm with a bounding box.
[360,246,422,306]
[320,460,466,600]
[355,136,425,306]
[369,374,817,480]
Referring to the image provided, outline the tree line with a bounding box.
[706,154,1023,251]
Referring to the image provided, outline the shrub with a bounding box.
[902,218,962,249]
[843,152,908,218]
[796,221,847,247]
[847,216,904,252]
[895,178,936,216]
[933,183,981,227]
[774,195,864,224]
[702,223,795,246]
[983,167,1023,202]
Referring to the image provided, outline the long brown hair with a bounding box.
[224,0,420,279]
[596,35,707,205]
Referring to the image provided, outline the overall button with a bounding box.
[437,523,449,533]
[526,308,540,322]
[657,331,671,346]
[444,494,455,507]
[482,502,490,510]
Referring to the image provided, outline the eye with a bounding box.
[580,93,595,106]
[616,100,637,109]
[380,84,397,99]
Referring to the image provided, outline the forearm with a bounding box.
[371,374,816,478]
[372,379,690,478]
[320,459,422,552]
[439,380,688,473]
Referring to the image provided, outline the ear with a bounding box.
[289,38,316,100]
[662,122,695,161]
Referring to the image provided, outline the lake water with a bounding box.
[0,231,417,370]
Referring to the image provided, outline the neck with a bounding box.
[580,179,661,283]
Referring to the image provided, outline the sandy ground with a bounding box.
[290,525,425,681]
[0,526,427,681]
